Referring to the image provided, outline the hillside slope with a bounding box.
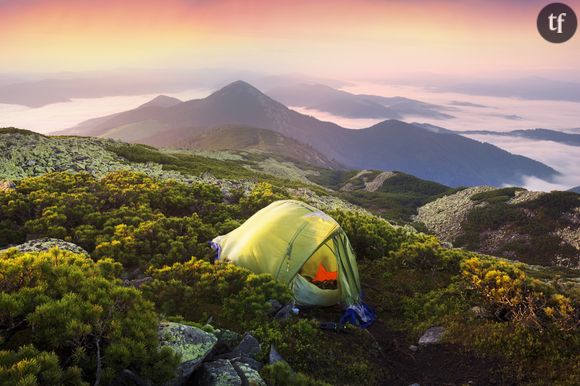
[416,187,580,268]
[178,126,340,169]
[58,81,559,187]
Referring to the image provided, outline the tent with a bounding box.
[211,200,374,326]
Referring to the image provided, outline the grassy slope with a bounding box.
[309,169,456,223]
[0,128,460,224]
[1,129,578,385]
[455,188,580,267]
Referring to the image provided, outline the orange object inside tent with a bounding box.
[312,263,338,283]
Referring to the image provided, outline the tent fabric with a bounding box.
[211,200,363,307]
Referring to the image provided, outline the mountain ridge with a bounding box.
[57,80,559,187]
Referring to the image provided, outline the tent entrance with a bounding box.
[299,240,339,290]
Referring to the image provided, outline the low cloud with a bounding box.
[464,134,580,191]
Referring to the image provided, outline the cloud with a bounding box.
[464,134,580,191]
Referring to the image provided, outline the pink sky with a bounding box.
[1,0,579,78]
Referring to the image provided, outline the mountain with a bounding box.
[179,126,340,169]
[569,186,580,194]
[458,128,580,147]
[59,80,559,187]
[266,83,453,120]
[137,95,182,109]
[340,120,557,187]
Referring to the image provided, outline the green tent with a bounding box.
[211,200,362,307]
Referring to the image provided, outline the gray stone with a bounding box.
[0,238,89,256]
[274,301,295,320]
[213,328,242,351]
[196,359,242,386]
[232,361,267,386]
[232,333,261,359]
[268,344,287,365]
[409,345,418,352]
[418,326,445,346]
[233,356,263,372]
[158,322,218,385]
[268,299,282,314]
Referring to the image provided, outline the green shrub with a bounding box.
[142,258,292,330]
[327,209,419,260]
[239,182,289,216]
[0,345,85,386]
[261,361,330,386]
[0,249,179,385]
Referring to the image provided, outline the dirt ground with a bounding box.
[367,320,512,386]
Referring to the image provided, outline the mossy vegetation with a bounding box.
[1,170,578,385]
[456,190,580,266]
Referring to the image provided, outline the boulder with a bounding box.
[213,328,242,352]
[195,359,242,386]
[232,361,267,386]
[158,322,218,385]
[232,356,263,372]
[232,333,261,359]
[0,238,89,256]
[418,326,445,346]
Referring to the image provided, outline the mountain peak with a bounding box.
[209,80,266,99]
[138,95,182,109]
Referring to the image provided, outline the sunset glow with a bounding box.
[1,0,579,77]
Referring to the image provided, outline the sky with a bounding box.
[1,0,579,78]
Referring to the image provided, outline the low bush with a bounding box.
[0,249,179,385]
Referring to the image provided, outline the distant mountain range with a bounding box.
[458,128,580,147]
[57,81,558,187]
[266,83,453,120]
[569,186,580,194]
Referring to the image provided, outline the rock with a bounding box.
[415,186,496,242]
[216,332,261,362]
[0,238,89,256]
[232,356,263,372]
[158,322,218,385]
[274,301,296,320]
[470,306,489,319]
[195,359,242,386]
[268,344,287,365]
[418,326,445,346]
[232,361,267,386]
[125,276,153,288]
[268,299,282,314]
[233,333,261,359]
[0,180,15,192]
[213,328,242,352]
[409,345,418,352]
